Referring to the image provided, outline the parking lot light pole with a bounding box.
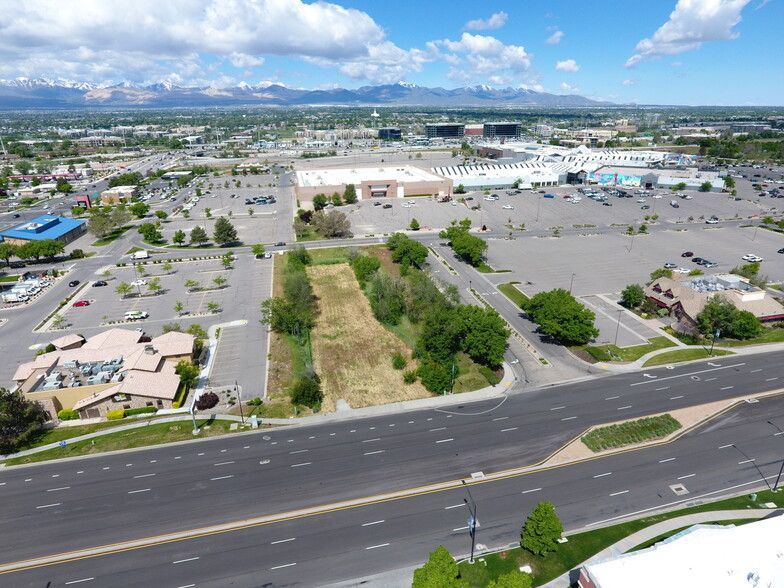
[767,421,784,491]
[613,308,623,351]
[569,273,576,294]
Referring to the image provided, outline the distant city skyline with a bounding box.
[0,0,781,106]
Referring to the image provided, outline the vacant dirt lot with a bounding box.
[307,263,430,412]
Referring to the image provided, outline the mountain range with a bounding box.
[0,79,613,109]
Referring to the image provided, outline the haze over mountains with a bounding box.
[0,79,613,109]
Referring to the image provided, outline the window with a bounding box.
[156,400,163,407]
[146,401,153,407]
[123,404,130,409]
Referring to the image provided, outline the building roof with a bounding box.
[584,515,784,588]
[72,361,180,410]
[51,333,85,349]
[0,215,85,242]
[296,165,445,188]
[81,328,144,350]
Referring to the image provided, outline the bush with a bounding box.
[246,397,263,406]
[57,409,79,421]
[195,392,219,410]
[125,406,157,416]
[392,351,406,370]
[291,377,323,408]
[478,365,501,386]
[45,343,57,353]
[106,410,125,420]
[70,249,85,259]
[172,401,181,409]
[403,370,418,385]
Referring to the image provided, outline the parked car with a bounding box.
[778,248,784,254]
[73,300,90,307]
[681,251,694,257]
[742,254,763,262]
[92,281,108,287]
[373,201,381,206]
[703,261,718,268]
[705,218,719,224]
[68,280,80,287]
[502,205,514,210]
[641,205,650,210]
[674,268,690,274]
[692,257,705,264]
[543,193,555,198]
[382,204,392,209]
[602,202,612,206]
[275,241,286,246]
[664,263,678,269]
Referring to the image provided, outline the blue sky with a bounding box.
[0,0,781,105]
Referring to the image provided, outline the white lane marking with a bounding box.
[150,460,157,463]
[364,450,384,456]
[435,438,454,444]
[738,459,755,464]
[177,585,196,588]
[362,438,381,443]
[720,386,734,390]
[350,429,357,433]
[522,488,542,494]
[617,406,632,410]
[609,490,629,497]
[670,395,684,400]
[175,456,181,460]
[605,396,619,400]
[128,488,151,494]
[76,471,83,474]
[561,416,577,421]
[102,467,110,470]
[389,424,395,427]
[678,474,696,479]
[750,368,763,373]
[308,437,315,440]
[214,461,235,466]
[655,387,670,391]
[47,486,70,492]
[408,421,414,424]
[593,472,612,478]
[211,475,234,481]
[291,462,311,467]
[329,433,336,436]
[289,450,309,454]
[366,543,389,550]
[287,440,294,443]
[271,538,296,544]
[501,427,518,432]
[445,504,465,509]
[429,427,446,432]
[52,474,59,477]
[0,482,4,486]
[369,427,376,430]
[220,449,227,453]
[198,453,205,456]
[65,578,95,585]
[134,473,156,479]
[36,503,61,509]
[774,432,784,437]
[244,446,251,449]
[492,416,508,421]
[630,362,746,386]
[705,378,716,382]
[172,557,200,564]
[270,563,296,570]
[766,377,779,382]
[718,444,734,449]
[659,458,676,463]
[453,526,469,531]
[362,520,385,526]
[25,479,32,482]
[550,406,565,411]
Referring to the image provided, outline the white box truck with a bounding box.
[131,250,150,260]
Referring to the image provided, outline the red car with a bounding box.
[73,300,90,307]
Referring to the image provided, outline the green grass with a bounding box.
[476,262,499,273]
[497,282,529,307]
[582,414,681,452]
[642,348,734,367]
[3,418,238,466]
[91,224,134,246]
[718,326,784,347]
[457,490,780,587]
[14,419,149,450]
[309,247,350,264]
[0,275,21,283]
[580,336,677,363]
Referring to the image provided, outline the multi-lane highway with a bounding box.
[2,352,784,586]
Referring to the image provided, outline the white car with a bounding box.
[130,279,147,287]
[401,202,412,208]
[705,218,719,224]
[652,194,663,199]
[502,204,514,210]
[674,267,690,274]
[742,254,762,262]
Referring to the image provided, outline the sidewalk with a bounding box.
[541,508,781,588]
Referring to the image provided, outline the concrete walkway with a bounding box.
[541,508,781,588]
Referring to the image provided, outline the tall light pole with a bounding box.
[767,421,784,491]
[569,273,576,294]
[461,480,477,564]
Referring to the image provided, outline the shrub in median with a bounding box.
[582,414,681,452]
[105,410,125,420]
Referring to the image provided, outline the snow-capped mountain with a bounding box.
[0,78,612,109]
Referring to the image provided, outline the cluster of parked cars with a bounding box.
[245,195,276,206]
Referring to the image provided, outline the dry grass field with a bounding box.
[307,263,431,412]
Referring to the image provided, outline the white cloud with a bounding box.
[560,82,579,93]
[432,33,533,84]
[545,30,564,44]
[622,79,638,86]
[465,12,509,31]
[670,61,684,66]
[0,0,423,85]
[625,0,751,67]
[555,59,580,72]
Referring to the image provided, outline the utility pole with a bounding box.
[462,480,477,564]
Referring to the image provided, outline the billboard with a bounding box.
[617,174,641,187]
[588,172,617,185]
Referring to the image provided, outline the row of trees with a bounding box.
[293,209,351,239]
[312,183,357,210]
[170,217,238,247]
[439,219,488,267]
[0,239,65,265]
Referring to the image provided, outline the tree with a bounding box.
[86,212,115,238]
[343,183,357,204]
[38,239,65,260]
[331,191,342,206]
[184,279,201,292]
[291,376,323,408]
[350,255,381,285]
[697,297,762,340]
[115,282,133,298]
[454,183,466,194]
[456,305,510,367]
[251,244,266,258]
[155,210,168,221]
[213,275,227,288]
[672,182,687,191]
[248,208,254,216]
[213,217,238,245]
[0,243,17,267]
[204,207,212,219]
[412,545,467,588]
[487,571,533,588]
[71,206,85,216]
[174,301,184,315]
[700,181,713,192]
[387,233,428,268]
[0,388,48,454]
[189,225,209,246]
[137,223,163,243]
[207,301,220,313]
[410,218,420,231]
[620,284,645,308]
[311,210,351,237]
[525,289,599,345]
[521,501,563,556]
[161,261,173,274]
[649,268,673,281]
[221,252,233,270]
[147,277,163,295]
[313,193,328,211]
[724,176,735,190]
[174,360,199,389]
[172,230,186,246]
[367,272,406,324]
[128,202,150,218]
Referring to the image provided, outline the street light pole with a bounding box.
[569,273,576,294]
[767,421,784,491]
[461,480,477,564]
[613,308,623,351]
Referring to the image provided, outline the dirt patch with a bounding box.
[307,263,431,412]
[363,245,401,278]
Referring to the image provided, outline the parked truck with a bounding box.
[131,250,150,260]
[2,292,29,303]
